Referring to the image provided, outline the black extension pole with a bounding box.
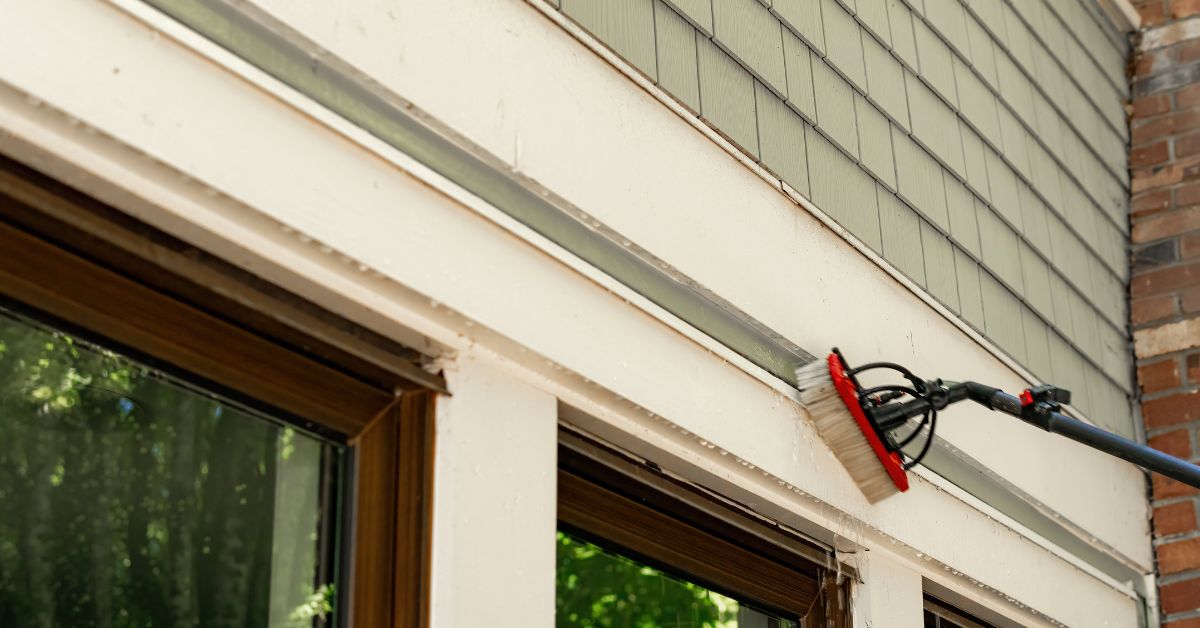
[865,380,1200,489]
[969,383,1200,490]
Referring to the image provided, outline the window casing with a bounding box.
[0,156,437,627]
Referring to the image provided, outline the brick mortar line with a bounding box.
[1137,348,1200,365]
[1134,315,1200,332]
[1147,427,1200,442]
[1153,494,1200,508]
[1155,529,1200,545]
[1142,14,1200,51]
[1140,382,1200,403]
[1166,610,1200,623]
[1155,530,1200,547]
[1157,561,1200,582]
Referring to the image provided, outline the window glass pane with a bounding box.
[556,530,800,627]
[0,306,341,627]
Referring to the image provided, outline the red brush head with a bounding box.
[827,353,910,493]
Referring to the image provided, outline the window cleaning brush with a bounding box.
[797,348,1200,503]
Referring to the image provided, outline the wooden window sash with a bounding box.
[558,429,851,627]
[0,159,436,627]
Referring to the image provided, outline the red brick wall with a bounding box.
[1134,3,1200,625]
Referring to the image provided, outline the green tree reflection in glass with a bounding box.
[0,306,340,627]
[556,531,800,628]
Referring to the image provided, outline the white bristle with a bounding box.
[795,360,900,504]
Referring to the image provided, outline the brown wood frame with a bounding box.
[0,156,435,627]
[923,595,995,628]
[349,392,436,628]
[558,428,851,627]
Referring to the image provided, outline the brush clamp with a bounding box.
[837,353,946,470]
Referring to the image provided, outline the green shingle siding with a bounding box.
[811,58,859,157]
[856,0,891,45]
[983,148,1021,229]
[893,128,950,232]
[906,75,965,177]
[664,0,716,35]
[954,57,1002,149]
[1027,144,1062,212]
[782,29,818,122]
[755,80,811,194]
[712,0,789,96]
[771,0,826,55]
[944,177,980,257]
[955,247,986,330]
[912,19,957,106]
[878,187,928,285]
[886,0,920,71]
[697,35,761,156]
[1022,305,1054,381]
[855,93,897,189]
[1018,241,1053,319]
[806,128,883,251]
[863,34,910,131]
[966,0,1007,45]
[1002,3,1036,72]
[563,0,659,80]
[921,218,961,310]
[1071,294,1103,367]
[964,12,1000,88]
[1016,183,1050,253]
[923,0,969,58]
[820,0,867,91]
[654,1,703,113]
[1049,330,1088,412]
[977,206,1023,293]
[1046,270,1074,338]
[995,106,1031,181]
[959,124,990,200]
[981,269,1027,363]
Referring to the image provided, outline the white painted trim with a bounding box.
[852,552,924,628]
[430,356,558,628]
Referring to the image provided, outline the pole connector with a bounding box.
[1019,385,1072,430]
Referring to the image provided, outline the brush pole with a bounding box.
[869,381,1200,488]
[970,384,1200,489]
